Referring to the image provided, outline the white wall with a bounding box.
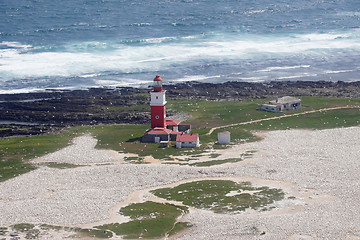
[218,132,230,144]
[150,91,167,106]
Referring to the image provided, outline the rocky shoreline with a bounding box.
[0,81,359,136]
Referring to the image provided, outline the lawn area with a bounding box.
[0,223,113,239]
[242,107,360,131]
[151,180,285,213]
[88,124,258,159]
[0,128,83,182]
[167,96,360,128]
[95,201,189,239]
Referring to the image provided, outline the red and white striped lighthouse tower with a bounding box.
[150,75,167,128]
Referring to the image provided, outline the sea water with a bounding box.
[1,0,360,93]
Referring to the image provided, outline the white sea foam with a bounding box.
[80,73,103,78]
[239,77,265,82]
[324,69,353,74]
[143,37,177,44]
[1,30,360,82]
[256,65,311,72]
[95,79,151,88]
[170,75,222,83]
[276,73,318,80]
[0,87,45,94]
[244,9,266,15]
[0,41,32,49]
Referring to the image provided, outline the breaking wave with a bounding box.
[1,29,360,92]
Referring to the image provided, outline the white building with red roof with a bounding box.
[176,133,199,148]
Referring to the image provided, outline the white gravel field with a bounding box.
[0,127,359,239]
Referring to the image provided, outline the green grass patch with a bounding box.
[11,223,35,232]
[167,99,271,128]
[39,224,63,231]
[124,156,145,163]
[167,97,360,129]
[78,228,113,239]
[209,153,221,158]
[190,158,243,167]
[42,162,83,169]
[242,108,360,131]
[175,151,254,167]
[151,180,285,213]
[95,201,189,239]
[168,222,193,237]
[0,126,90,182]
[193,127,260,149]
[4,223,112,239]
[124,156,142,161]
[89,125,212,160]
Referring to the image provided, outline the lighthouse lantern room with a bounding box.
[150,75,167,128]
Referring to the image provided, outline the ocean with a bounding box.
[1,0,360,93]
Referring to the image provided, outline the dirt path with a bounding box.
[206,105,359,135]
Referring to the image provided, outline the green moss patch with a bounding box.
[190,151,255,167]
[78,228,113,239]
[0,126,88,182]
[95,201,189,239]
[168,222,193,237]
[11,223,35,232]
[209,153,221,158]
[0,223,113,239]
[151,180,285,213]
[190,158,243,167]
[42,162,83,169]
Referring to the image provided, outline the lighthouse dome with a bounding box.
[153,75,163,91]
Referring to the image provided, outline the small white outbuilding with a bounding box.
[217,131,231,144]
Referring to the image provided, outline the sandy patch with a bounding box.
[33,134,126,165]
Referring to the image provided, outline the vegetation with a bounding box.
[41,162,84,169]
[0,223,113,239]
[95,201,189,239]
[88,124,256,160]
[189,158,243,167]
[168,222,193,237]
[151,180,285,213]
[78,228,113,239]
[0,96,359,182]
[11,223,35,232]
[168,97,360,129]
[0,128,81,182]
[242,108,360,131]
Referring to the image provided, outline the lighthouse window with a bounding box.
[156,96,158,99]
[155,115,160,119]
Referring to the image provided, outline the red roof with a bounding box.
[176,133,199,142]
[166,118,181,126]
[146,127,172,135]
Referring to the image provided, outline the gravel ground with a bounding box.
[0,127,359,239]
[34,134,126,164]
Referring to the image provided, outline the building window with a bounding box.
[155,115,159,119]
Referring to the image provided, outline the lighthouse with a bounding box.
[141,74,197,147]
[150,75,167,128]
